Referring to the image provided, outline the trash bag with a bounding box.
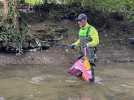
[82,56,92,81]
[68,47,93,81]
[68,58,83,77]
[68,57,92,81]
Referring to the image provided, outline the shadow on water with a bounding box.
[0,63,134,100]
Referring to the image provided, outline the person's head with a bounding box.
[76,13,87,27]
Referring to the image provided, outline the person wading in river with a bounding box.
[70,13,99,82]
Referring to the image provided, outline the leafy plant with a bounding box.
[55,0,134,21]
[0,0,28,53]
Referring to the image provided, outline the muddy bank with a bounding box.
[0,19,133,65]
[0,47,68,65]
[0,46,134,65]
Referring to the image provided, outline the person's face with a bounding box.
[77,19,87,27]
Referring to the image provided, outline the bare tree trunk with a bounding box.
[13,0,23,54]
[13,0,19,33]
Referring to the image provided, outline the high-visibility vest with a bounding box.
[25,0,43,6]
[73,23,99,47]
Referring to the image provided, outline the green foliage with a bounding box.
[0,0,28,52]
[84,0,134,21]
[19,0,134,21]
[56,0,134,21]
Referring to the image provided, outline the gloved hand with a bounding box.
[69,44,75,49]
[86,43,90,47]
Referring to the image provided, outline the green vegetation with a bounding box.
[47,0,134,21]
[80,0,134,21]
[20,0,134,21]
[0,0,27,53]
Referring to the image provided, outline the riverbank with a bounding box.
[0,19,133,65]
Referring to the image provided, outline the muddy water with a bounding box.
[0,63,134,100]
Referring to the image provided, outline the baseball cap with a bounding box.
[76,13,87,21]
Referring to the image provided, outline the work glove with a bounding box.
[69,44,75,49]
[86,43,91,47]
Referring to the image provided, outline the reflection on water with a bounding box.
[0,63,134,100]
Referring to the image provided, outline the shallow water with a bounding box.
[0,63,134,100]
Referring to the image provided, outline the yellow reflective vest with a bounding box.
[73,23,99,47]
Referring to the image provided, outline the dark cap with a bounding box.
[76,13,87,21]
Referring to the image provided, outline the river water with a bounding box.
[0,63,134,100]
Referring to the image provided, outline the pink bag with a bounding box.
[68,48,92,81]
[68,59,83,77]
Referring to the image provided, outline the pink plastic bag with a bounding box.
[82,69,92,81]
[68,59,83,77]
[68,58,92,81]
